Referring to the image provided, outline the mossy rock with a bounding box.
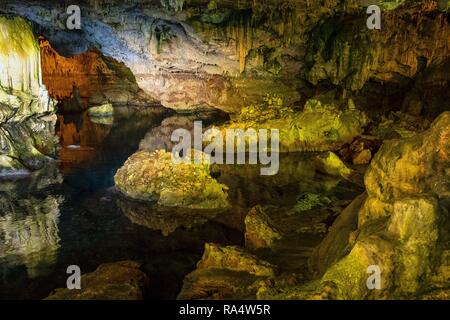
[88,103,114,117]
[115,149,229,209]
[292,193,332,213]
[46,261,149,300]
[219,96,368,152]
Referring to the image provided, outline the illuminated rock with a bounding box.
[0,16,42,96]
[46,261,149,300]
[0,15,57,175]
[270,112,450,300]
[88,103,114,118]
[314,152,352,179]
[245,206,282,250]
[177,243,275,299]
[218,97,368,152]
[2,1,450,114]
[115,150,229,209]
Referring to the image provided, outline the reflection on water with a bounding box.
[117,198,224,237]
[0,166,63,279]
[0,196,61,278]
[0,106,363,300]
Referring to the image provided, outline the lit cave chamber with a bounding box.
[0,0,449,300]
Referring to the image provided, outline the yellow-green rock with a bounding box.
[245,206,282,250]
[114,149,229,209]
[88,103,114,117]
[220,96,368,152]
[314,151,353,179]
[46,261,149,300]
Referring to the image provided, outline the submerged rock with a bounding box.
[46,261,149,300]
[245,206,282,250]
[117,197,220,236]
[292,193,332,213]
[114,150,229,209]
[177,243,275,300]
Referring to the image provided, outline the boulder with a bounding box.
[352,149,372,165]
[177,243,275,300]
[114,150,229,209]
[46,261,149,300]
[245,206,282,250]
[88,103,114,117]
[314,151,352,179]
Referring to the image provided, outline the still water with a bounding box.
[0,106,362,299]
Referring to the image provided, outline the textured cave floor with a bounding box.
[0,106,363,300]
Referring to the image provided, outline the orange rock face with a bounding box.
[40,38,113,100]
[39,38,149,108]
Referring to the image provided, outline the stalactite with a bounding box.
[223,11,253,74]
[0,16,41,95]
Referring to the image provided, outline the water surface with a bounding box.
[0,107,363,299]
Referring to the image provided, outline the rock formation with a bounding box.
[178,243,276,299]
[39,38,154,108]
[114,149,229,209]
[46,261,149,300]
[0,0,449,301]
[0,0,447,116]
[0,15,57,175]
[262,112,450,299]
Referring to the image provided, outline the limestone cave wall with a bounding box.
[0,15,57,175]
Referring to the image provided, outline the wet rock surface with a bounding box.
[46,261,150,300]
[114,150,229,209]
[259,112,450,300]
[0,15,58,175]
[218,97,369,152]
[177,243,276,300]
[177,169,361,299]
[0,165,63,279]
